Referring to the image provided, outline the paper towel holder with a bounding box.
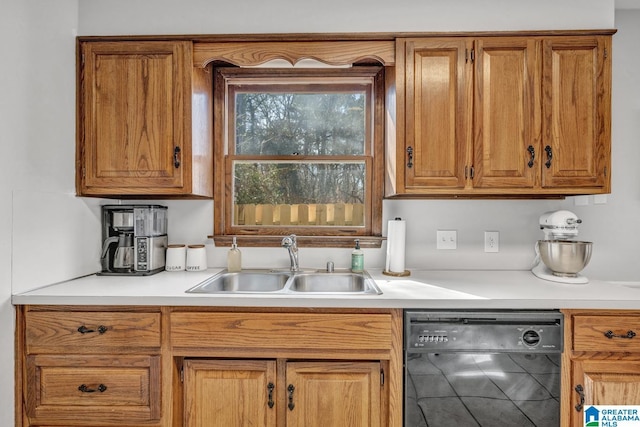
[383,217,410,277]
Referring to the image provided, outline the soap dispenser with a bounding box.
[351,239,364,273]
[227,237,242,272]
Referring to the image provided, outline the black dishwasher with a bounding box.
[404,310,563,427]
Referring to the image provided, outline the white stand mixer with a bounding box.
[531,210,590,284]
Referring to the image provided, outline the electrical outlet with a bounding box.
[484,231,499,253]
[437,230,457,250]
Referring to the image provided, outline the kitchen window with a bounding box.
[213,66,384,247]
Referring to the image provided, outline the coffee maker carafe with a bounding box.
[113,232,134,271]
[100,205,168,276]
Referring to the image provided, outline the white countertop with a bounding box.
[11,268,640,309]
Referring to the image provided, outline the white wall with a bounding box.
[76,0,628,280]
[570,9,640,279]
[78,0,614,34]
[0,1,101,425]
[5,0,638,424]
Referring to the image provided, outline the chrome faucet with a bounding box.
[281,234,299,272]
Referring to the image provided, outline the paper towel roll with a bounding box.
[385,218,406,273]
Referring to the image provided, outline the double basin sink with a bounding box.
[186,269,382,295]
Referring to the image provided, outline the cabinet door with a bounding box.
[570,359,640,427]
[286,361,381,427]
[79,41,190,195]
[401,38,472,190]
[541,36,611,191]
[473,38,541,189]
[183,359,277,427]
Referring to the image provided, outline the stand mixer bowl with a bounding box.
[538,240,592,277]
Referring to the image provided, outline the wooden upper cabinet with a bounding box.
[398,38,472,192]
[77,41,213,197]
[541,36,611,192]
[392,32,612,197]
[473,38,541,189]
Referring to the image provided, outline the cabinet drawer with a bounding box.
[573,315,640,352]
[171,312,392,355]
[25,311,161,353]
[26,354,160,422]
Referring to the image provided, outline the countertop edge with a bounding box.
[11,269,640,310]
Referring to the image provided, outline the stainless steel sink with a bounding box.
[185,269,382,295]
[186,270,290,293]
[289,271,382,294]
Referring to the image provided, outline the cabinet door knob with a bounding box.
[174,146,181,168]
[406,146,413,168]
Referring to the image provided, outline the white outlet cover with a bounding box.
[484,231,499,253]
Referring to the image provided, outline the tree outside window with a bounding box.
[214,67,384,247]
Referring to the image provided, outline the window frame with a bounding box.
[213,66,385,248]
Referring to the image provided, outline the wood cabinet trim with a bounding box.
[193,40,396,68]
[170,311,393,353]
[75,29,617,44]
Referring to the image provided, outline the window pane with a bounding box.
[232,161,365,227]
[235,92,366,156]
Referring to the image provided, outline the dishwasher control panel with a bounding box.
[405,310,563,353]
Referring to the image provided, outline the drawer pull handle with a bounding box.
[574,384,585,412]
[77,325,107,334]
[287,384,295,411]
[406,146,413,168]
[267,382,275,408]
[78,384,107,393]
[604,330,637,339]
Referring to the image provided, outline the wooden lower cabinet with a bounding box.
[183,359,381,427]
[562,309,640,427]
[26,354,161,423]
[573,359,640,408]
[183,359,277,427]
[174,309,399,427]
[17,306,402,427]
[286,361,381,427]
[16,306,163,427]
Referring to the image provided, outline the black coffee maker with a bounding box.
[99,205,168,275]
